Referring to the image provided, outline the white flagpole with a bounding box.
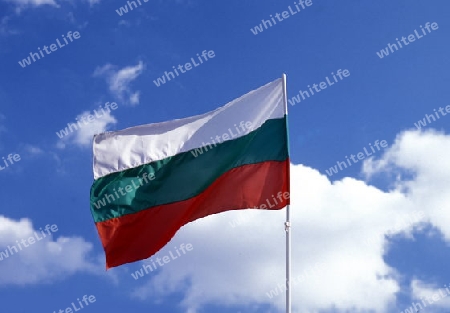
[282,73,291,313]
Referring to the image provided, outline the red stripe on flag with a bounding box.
[96,159,290,269]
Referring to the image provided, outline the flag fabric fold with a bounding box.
[90,77,290,269]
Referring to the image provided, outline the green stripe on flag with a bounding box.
[90,117,288,223]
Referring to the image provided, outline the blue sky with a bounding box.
[1,0,450,312]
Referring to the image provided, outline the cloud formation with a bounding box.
[0,215,101,286]
[3,0,57,7]
[2,0,58,13]
[2,0,100,10]
[129,128,450,313]
[56,109,117,149]
[410,279,450,311]
[93,62,145,106]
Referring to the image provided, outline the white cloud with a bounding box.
[0,16,19,36]
[0,215,102,285]
[364,129,450,240]
[3,0,58,11]
[2,0,99,12]
[0,112,5,135]
[118,20,131,27]
[87,0,100,6]
[24,144,44,155]
[129,91,140,106]
[129,128,450,313]
[57,109,117,149]
[4,0,57,6]
[408,279,450,311]
[93,61,145,106]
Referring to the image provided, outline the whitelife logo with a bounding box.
[190,120,253,157]
[55,102,118,140]
[325,140,388,177]
[250,0,313,35]
[228,191,291,228]
[0,224,58,261]
[0,153,21,171]
[288,69,350,106]
[92,172,155,210]
[376,22,439,59]
[115,0,149,16]
[400,284,450,313]
[18,31,81,68]
[52,295,96,313]
[152,50,215,87]
[131,243,193,280]
[414,105,450,129]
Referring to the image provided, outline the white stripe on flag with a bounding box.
[93,78,284,179]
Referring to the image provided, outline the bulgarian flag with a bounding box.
[90,77,290,269]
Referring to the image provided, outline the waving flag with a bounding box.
[90,77,290,269]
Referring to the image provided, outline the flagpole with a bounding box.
[282,73,291,313]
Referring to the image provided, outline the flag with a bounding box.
[90,78,290,269]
